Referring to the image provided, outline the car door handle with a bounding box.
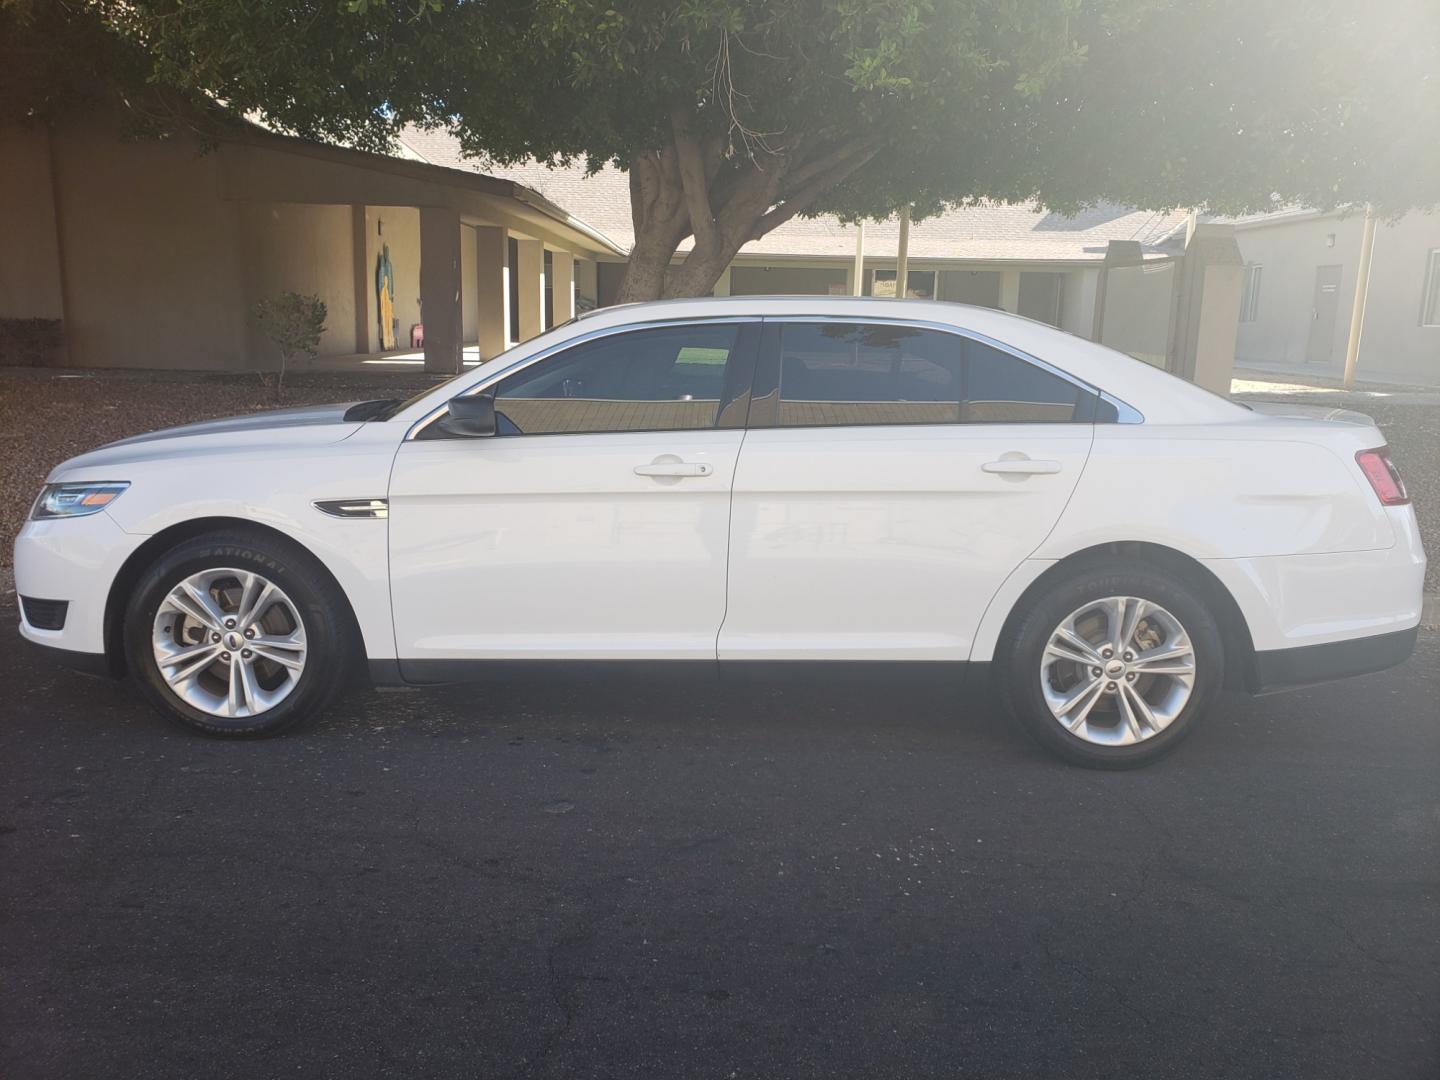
[982,457,1063,475]
[634,461,714,478]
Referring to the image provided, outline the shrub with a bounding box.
[253,293,326,399]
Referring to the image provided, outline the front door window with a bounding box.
[491,324,744,435]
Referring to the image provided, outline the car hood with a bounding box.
[104,401,363,445]
[48,402,369,480]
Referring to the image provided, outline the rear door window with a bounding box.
[760,322,1096,427]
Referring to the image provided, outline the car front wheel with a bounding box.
[124,531,354,737]
[997,564,1224,768]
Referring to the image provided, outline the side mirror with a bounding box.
[438,392,497,438]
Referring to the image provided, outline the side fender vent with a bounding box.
[313,498,389,520]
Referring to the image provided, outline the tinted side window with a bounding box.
[772,323,1089,427]
[963,340,1085,423]
[776,324,963,427]
[493,324,740,435]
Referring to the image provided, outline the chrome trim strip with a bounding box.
[313,498,389,520]
[1100,392,1145,424]
[404,316,760,441]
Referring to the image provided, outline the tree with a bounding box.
[11,0,1439,301]
[253,293,326,399]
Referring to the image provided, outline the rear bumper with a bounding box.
[1202,510,1426,654]
[1250,624,1419,693]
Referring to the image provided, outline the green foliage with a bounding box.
[8,0,1438,294]
[253,293,326,398]
[47,0,1430,217]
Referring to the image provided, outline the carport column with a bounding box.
[551,250,576,322]
[575,258,599,310]
[1167,224,1243,394]
[1092,240,1143,343]
[474,226,509,359]
[514,238,544,342]
[419,206,463,374]
[999,270,1021,314]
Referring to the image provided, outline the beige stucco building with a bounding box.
[1232,208,1440,386]
[2,116,1244,391]
[0,116,622,374]
[398,130,1214,365]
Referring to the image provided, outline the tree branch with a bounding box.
[670,102,718,250]
[628,153,653,235]
[781,137,880,198]
[753,144,881,238]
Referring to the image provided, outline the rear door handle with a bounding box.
[634,461,714,478]
[982,457,1063,476]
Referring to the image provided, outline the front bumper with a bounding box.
[19,636,114,677]
[14,510,147,667]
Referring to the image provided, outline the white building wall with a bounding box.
[1234,210,1440,385]
[1059,269,1098,339]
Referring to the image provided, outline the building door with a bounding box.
[1305,264,1344,364]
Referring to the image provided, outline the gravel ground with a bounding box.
[0,368,436,587]
[3,367,1436,594]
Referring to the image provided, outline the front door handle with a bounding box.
[982,457,1063,476]
[634,461,714,478]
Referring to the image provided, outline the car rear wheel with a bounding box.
[997,564,1224,768]
[124,531,354,737]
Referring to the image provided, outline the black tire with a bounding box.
[124,529,356,737]
[995,562,1224,769]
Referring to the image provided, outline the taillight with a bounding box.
[1355,447,1409,506]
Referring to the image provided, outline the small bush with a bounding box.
[253,293,326,399]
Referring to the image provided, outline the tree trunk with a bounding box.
[614,237,673,303]
[614,115,882,302]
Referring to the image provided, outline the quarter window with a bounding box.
[1240,263,1263,322]
[1422,250,1440,327]
[491,323,743,435]
[772,323,1093,427]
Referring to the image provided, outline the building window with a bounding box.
[543,249,555,330]
[507,237,520,343]
[1240,263,1263,322]
[867,269,936,300]
[1423,250,1440,327]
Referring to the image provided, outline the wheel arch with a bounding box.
[102,517,367,678]
[991,541,1256,690]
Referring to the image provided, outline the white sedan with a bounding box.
[14,297,1426,766]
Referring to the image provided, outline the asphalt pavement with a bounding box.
[2,619,1437,1080]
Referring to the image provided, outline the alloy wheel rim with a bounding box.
[151,568,307,719]
[1040,595,1196,747]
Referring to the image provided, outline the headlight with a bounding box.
[31,482,130,520]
